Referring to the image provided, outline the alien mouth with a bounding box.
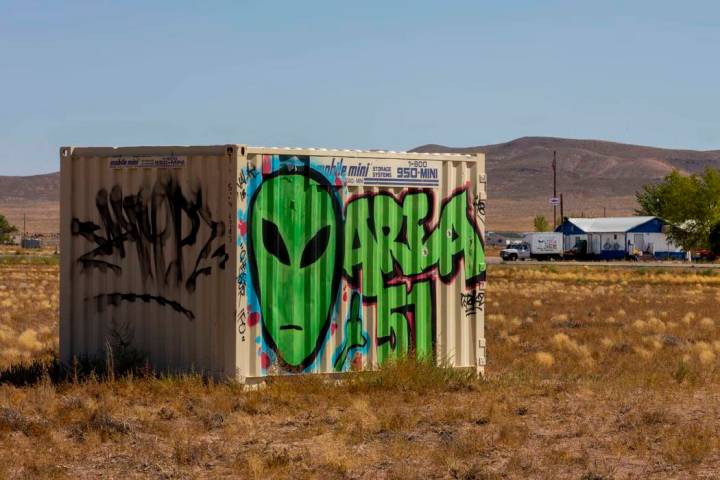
[279,324,303,331]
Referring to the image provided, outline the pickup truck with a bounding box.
[500,242,530,261]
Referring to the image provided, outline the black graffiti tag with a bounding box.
[460,291,485,317]
[237,164,259,201]
[237,308,247,340]
[93,292,195,320]
[71,173,229,319]
[473,195,486,224]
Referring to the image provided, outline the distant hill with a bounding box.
[3,137,720,233]
[0,172,59,235]
[413,136,720,198]
[412,137,720,230]
[0,172,59,202]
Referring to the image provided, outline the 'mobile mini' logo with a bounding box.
[110,155,187,169]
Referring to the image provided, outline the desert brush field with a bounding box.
[1,261,720,479]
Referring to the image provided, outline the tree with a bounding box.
[0,214,17,244]
[636,168,720,252]
[533,215,551,232]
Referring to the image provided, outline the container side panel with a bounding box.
[237,153,486,378]
[61,150,235,376]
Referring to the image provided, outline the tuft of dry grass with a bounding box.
[534,351,554,367]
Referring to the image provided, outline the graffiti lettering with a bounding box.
[473,195,486,224]
[72,173,228,319]
[237,308,247,340]
[343,188,483,363]
[237,244,248,297]
[237,164,259,201]
[344,189,485,297]
[460,291,485,317]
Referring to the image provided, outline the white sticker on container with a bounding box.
[109,155,187,169]
[314,157,443,188]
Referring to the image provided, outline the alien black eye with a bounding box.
[300,225,331,268]
[262,218,291,265]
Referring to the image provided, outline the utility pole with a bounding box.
[560,193,564,224]
[552,151,558,228]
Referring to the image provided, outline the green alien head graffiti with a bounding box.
[247,167,343,371]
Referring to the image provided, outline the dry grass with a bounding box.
[2,263,720,478]
[0,265,57,369]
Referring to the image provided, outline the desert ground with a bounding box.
[1,260,720,479]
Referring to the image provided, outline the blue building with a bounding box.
[555,216,685,260]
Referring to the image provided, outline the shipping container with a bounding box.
[61,145,487,381]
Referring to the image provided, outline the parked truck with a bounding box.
[500,232,564,261]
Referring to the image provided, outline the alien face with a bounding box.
[247,168,343,371]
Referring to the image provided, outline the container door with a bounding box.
[61,145,238,378]
[238,151,487,377]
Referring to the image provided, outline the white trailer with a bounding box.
[524,232,563,259]
[500,232,563,261]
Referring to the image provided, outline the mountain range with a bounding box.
[3,137,720,234]
[412,137,720,230]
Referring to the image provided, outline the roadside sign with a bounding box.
[549,197,561,206]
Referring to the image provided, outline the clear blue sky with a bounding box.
[1,1,719,175]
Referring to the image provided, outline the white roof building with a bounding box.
[555,216,683,259]
[560,216,657,233]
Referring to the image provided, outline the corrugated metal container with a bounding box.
[61,145,486,381]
